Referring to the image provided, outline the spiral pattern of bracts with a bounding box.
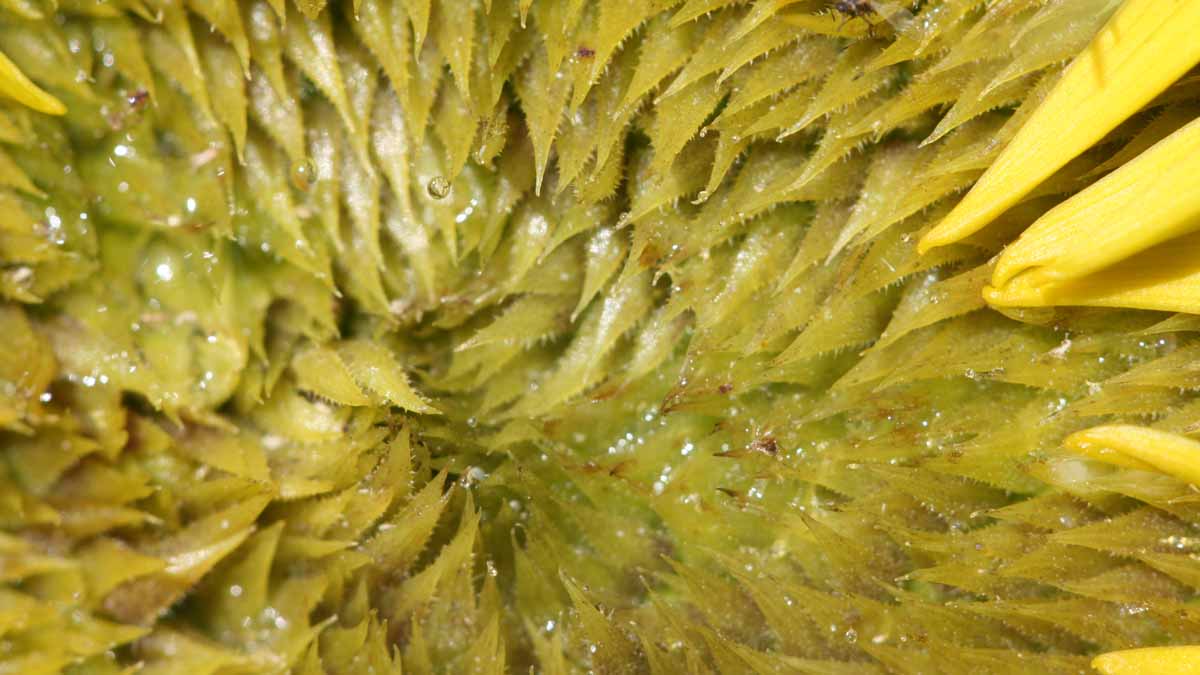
[2,0,1200,672]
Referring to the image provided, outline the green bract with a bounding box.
[1,1,1199,673]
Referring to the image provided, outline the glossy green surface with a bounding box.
[1,1,1199,672]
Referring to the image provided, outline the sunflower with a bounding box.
[1,0,1199,673]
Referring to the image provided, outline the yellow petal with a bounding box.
[992,115,1200,289]
[918,0,1200,253]
[0,49,66,115]
[1063,424,1200,485]
[1093,646,1200,675]
[984,230,1200,313]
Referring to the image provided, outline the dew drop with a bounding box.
[155,263,174,282]
[290,158,317,191]
[426,175,451,199]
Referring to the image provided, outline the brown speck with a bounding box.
[638,244,662,267]
[576,46,595,58]
[608,460,633,477]
[718,383,733,394]
[127,89,150,110]
[750,435,778,455]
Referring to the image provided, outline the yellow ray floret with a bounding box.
[918,0,1200,253]
[1063,424,1200,485]
[983,229,1200,312]
[1093,646,1200,674]
[0,50,66,116]
[990,116,1200,292]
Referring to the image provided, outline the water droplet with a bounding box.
[6,266,33,287]
[426,175,451,199]
[290,158,317,191]
[465,466,488,485]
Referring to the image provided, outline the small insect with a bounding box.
[829,1,916,38]
[575,46,595,58]
[833,0,877,22]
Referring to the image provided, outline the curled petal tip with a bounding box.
[917,0,1200,252]
[0,50,67,116]
[1093,646,1200,675]
[1063,424,1200,486]
[991,116,1200,290]
[981,278,1049,309]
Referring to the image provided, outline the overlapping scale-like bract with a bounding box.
[2,0,1200,672]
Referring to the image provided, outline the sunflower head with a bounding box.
[1,0,1199,673]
